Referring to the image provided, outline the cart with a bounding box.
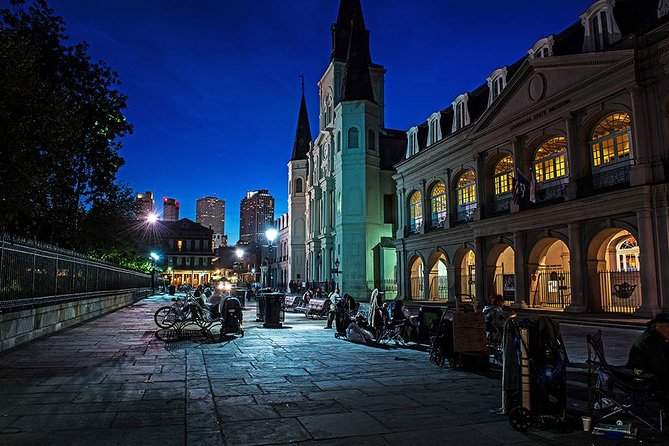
[447,310,488,368]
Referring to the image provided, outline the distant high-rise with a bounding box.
[196,197,225,234]
[135,191,154,219]
[163,197,180,221]
[239,190,275,244]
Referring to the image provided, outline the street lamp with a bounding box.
[331,258,341,290]
[235,248,244,284]
[265,227,278,289]
[149,252,160,293]
[146,212,159,224]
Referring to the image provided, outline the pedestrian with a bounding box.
[325,288,341,329]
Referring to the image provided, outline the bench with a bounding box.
[304,298,329,319]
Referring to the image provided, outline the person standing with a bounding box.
[324,288,341,329]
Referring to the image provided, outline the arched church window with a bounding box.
[494,156,514,195]
[295,178,303,193]
[430,181,447,227]
[408,190,423,233]
[456,170,477,222]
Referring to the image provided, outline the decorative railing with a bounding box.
[0,233,151,303]
[494,196,511,213]
[456,207,475,223]
[598,270,641,314]
[535,183,567,204]
[592,165,631,190]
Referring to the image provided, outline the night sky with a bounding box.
[33,0,591,243]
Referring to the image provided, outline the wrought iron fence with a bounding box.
[365,279,397,299]
[429,276,448,300]
[530,269,571,309]
[592,165,631,190]
[0,233,151,303]
[598,270,642,314]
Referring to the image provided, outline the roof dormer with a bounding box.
[580,0,621,53]
[486,67,508,107]
[528,35,555,59]
[427,112,443,146]
[451,94,470,133]
[406,126,419,158]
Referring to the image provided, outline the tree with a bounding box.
[0,0,133,248]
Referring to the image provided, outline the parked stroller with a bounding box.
[503,316,568,432]
[429,310,454,367]
[334,294,357,339]
[220,297,244,337]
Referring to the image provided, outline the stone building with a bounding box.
[158,218,214,287]
[394,0,668,316]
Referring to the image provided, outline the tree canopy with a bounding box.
[0,0,137,255]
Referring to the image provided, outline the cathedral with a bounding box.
[287,0,405,297]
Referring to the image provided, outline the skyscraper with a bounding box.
[196,197,226,234]
[135,191,154,219]
[239,190,275,244]
[196,196,226,249]
[163,197,180,221]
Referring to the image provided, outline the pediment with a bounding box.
[472,50,634,134]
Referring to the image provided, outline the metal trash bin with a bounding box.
[263,292,285,328]
[232,288,247,308]
[255,294,266,322]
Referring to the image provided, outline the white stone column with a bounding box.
[635,209,661,316]
[565,222,586,313]
[513,231,528,308]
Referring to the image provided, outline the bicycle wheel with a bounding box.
[155,306,177,328]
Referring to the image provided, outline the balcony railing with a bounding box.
[494,196,511,213]
[456,207,475,223]
[592,164,631,190]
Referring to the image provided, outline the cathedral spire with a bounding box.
[291,76,312,161]
[340,1,375,102]
[331,0,371,64]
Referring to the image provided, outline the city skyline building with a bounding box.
[135,191,154,219]
[162,197,180,221]
[196,196,226,249]
[238,190,275,245]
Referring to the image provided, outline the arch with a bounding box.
[533,136,568,184]
[294,177,303,194]
[487,243,515,300]
[586,227,642,314]
[407,189,423,232]
[455,169,477,222]
[589,112,632,170]
[427,251,449,300]
[408,254,425,300]
[453,247,476,298]
[347,127,359,149]
[527,237,571,309]
[428,180,447,227]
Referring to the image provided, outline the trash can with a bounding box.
[255,293,266,322]
[233,288,247,309]
[263,292,285,328]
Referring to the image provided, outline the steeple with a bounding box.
[340,1,375,103]
[331,0,371,64]
[291,76,312,161]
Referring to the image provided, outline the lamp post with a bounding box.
[265,227,278,289]
[330,258,341,291]
[149,252,160,293]
[235,248,244,285]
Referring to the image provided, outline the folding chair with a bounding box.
[586,330,665,432]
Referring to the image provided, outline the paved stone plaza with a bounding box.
[0,294,661,445]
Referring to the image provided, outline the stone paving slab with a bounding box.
[0,293,664,446]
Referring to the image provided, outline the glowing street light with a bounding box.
[146,212,159,224]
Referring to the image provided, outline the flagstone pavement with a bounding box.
[0,294,663,445]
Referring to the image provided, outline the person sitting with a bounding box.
[346,314,375,344]
[627,313,669,402]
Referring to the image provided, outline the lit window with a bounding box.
[533,137,568,183]
[590,113,631,168]
[494,156,515,195]
[177,240,183,252]
[408,191,423,232]
[456,170,477,221]
[616,236,640,272]
[430,181,447,226]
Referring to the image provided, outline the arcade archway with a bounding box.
[408,255,425,300]
[455,249,476,298]
[527,238,571,309]
[488,245,515,302]
[587,228,642,313]
[428,252,448,301]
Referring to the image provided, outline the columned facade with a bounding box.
[394,1,669,314]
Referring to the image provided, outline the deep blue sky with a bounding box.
[38,0,592,243]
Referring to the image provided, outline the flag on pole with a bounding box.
[512,168,530,205]
[529,169,536,203]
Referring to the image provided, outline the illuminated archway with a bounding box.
[527,238,571,309]
[454,249,476,298]
[487,244,515,300]
[427,251,449,300]
[408,255,425,300]
[587,228,642,313]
